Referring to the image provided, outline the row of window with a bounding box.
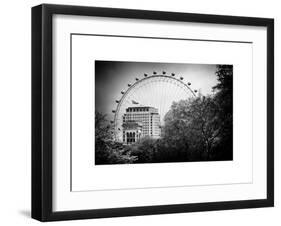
[125,138,136,143]
[126,108,151,112]
[124,118,154,121]
[126,132,136,138]
[124,114,158,117]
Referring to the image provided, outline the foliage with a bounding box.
[95,112,137,165]
[162,96,224,161]
[212,65,233,160]
[159,64,233,161]
[127,137,156,163]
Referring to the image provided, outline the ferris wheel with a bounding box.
[111,71,198,142]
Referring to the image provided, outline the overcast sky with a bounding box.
[95,60,219,119]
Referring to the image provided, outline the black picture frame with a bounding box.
[32,4,274,221]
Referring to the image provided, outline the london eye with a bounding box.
[111,71,198,142]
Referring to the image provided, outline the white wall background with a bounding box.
[0,0,278,225]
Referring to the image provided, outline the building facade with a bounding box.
[122,106,161,144]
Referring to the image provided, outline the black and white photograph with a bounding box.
[95,61,233,165]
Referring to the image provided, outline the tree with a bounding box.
[187,96,223,158]
[127,137,156,163]
[163,96,222,160]
[162,99,194,159]
[212,65,233,160]
[95,112,137,164]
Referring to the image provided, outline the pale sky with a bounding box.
[95,60,220,121]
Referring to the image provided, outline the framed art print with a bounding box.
[31,4,274,221]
